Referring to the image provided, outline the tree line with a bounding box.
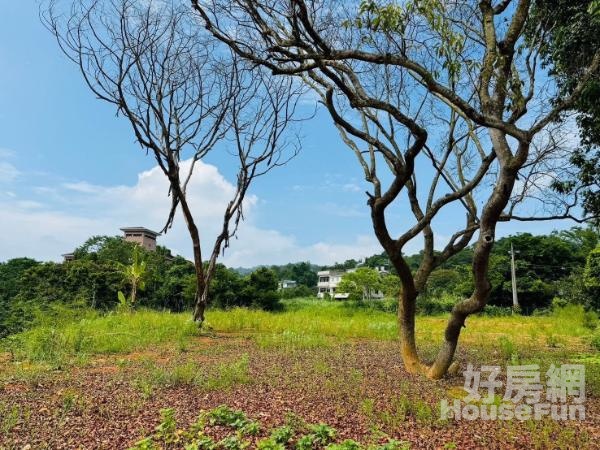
[0,236,281,338]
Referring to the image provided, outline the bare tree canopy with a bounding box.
[193,0,600,377]
[43,0,303,323]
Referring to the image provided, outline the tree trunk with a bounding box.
[171,177,207,326]
[131,282,137,306]
[193,288,208,323]
[398,287,422,373]
[428,159,521,379]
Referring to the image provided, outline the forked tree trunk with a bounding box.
[428,162,521,379]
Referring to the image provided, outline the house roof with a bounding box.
[120,227,160,237]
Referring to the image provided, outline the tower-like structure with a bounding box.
[120,227,160,251]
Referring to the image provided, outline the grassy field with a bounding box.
[1,299,599,449]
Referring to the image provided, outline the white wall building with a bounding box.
[317,266,389,299]
[317,270,348,299]
[279,280,298,290]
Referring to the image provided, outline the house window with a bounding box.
[319,287,327,293]
[319,276,329,283]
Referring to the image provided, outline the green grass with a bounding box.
[207,299,398,341]
[130,353,251,396]
[1,299,596,371]
[2,309,200,366]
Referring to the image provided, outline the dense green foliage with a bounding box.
[337,267,394,301]
[268,262,318,288]
[0,237,281,337]
[330,227,600,314]
[210,265,282,311]
[530,0,600,217]
[1,227,598,338]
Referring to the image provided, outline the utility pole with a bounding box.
[510,243,519,312]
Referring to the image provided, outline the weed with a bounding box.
[218,435,249,450]
[582,310,598,330]
[132,377,155,400]
[204,405,249,429]
[327,440,363,450]
[308,423,337,445]
[369,441,410,450]
[60,389,85,416]
[270,425,294,444]
[203,354,250,391]
[295,434,316,450]
[498,336,515,359]
[0,402,21,434]
[131,407,420,450]
[255,330,330,351]
[257,438,285,450]
[592,332,600,351]
[545,333,563,348]
[168,362,200,385]
[154,408,178,445]
[129,437,158,450]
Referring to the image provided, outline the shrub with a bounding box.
[583,310,599,330]
[480,305,513,317]
[591,333,600,351]
[416,294,457,315]
[280,285,315,299]
[270,425,294,444]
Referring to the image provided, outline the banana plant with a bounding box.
[118,246,147,310]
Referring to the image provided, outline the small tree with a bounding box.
[337,268,382,301]
[118,246,147,309]
[43,0,301,325]
[242,268,281,311]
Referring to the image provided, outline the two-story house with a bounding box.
[317,266,389,300]
[317,269,348,299]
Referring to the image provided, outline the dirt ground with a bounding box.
[1,336,598,449]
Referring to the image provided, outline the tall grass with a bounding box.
[1,299,595,367]
[2,309,199,365]
[208,299,398,341]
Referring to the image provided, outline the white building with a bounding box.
[279,280,298,290]
[317,266,389,300]
[317,270,348,299]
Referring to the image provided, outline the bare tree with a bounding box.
[43,0,301,324]
[194,0,600,377]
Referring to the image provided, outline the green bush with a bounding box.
[583,310,599,330]
[591,333,600,351]
[416,294,457,315]
[480,305,513,317]
[280,285,315,299]
[210,266,281,311]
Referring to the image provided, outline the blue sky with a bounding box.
[0,1,577,266]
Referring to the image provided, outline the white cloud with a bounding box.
[0,148,20,183]
[0,159,381,266]
[222,229,381,267]
[0,162,19,183]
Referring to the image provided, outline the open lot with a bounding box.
[1,300,599,449]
